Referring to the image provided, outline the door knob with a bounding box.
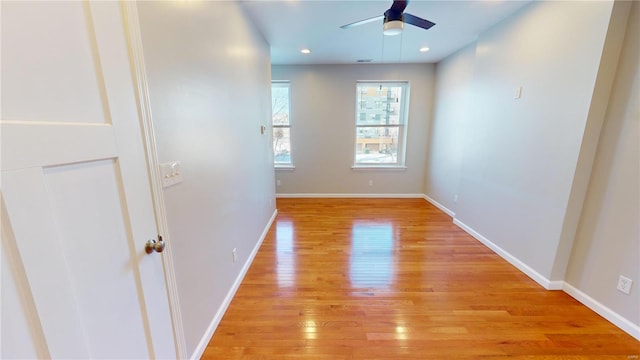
[145,235,165,254]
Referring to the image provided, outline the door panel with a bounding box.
[3,168,91,358]
[0,122,117,172]
[0,1,107,124]
[1,251,42,359]
[1,1,176,358]
[1,200,49,359]
[43,159,148,358]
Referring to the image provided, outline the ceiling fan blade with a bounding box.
[403,13,436,30]
[340,15,384,29]
[389,0,408,14]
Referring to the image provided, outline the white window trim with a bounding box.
[275,165,296,170]
[352,81,410,169]
[272,81,293,167]
[351,165,407,171]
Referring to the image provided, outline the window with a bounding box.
[272,82,292,167]
[354,82,409,167]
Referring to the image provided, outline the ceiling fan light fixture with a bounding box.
[383,20,403,36]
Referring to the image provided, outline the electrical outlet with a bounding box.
[232,248,237,263]
[617,275,632,295]
[453,193,458,203]
[368,180,373,186]
[276,179,281,187]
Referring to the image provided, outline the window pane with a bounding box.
[355,126,399,164]
[356,85,403,126]
[272,85,290,126]
[273,127,291,164]
[272,82,292,166]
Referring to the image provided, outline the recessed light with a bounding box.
[300,48,311,54]
[419,47,430,52]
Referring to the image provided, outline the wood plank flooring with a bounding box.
[203,198,640,359]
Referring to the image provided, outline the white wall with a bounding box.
[430,0,624,283]
[425,43,475,211]
[272,64,434,196]
[565,0,640,330]
[456,0,625,283]
[426,0,637,337]
[136,2,275,357]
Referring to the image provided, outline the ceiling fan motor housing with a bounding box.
[383,9,404,35]
[383,9,404,23]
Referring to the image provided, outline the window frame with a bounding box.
[271,81,294,169]
[352,81,410,169]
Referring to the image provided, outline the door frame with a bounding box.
[121,2,188,358]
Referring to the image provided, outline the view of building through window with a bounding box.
[272,82,292,166]
[354,82,409,166]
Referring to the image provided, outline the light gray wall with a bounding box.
[425,0,637,335]
[425,43,475,210]
[566,0,640,326]
[271,64,434,195]
[136,2,275,356]
[455,0,624,283]
[549,1,632,281]
[428,0,623,282]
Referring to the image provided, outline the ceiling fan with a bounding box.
[340,0,436,36]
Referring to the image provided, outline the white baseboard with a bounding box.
[190,209,278,360]
[547,280,565,290]
[452,218,561,290]
[276,193,425,199]
[452,216,639,338]
[563,282,640,341]
[423,195,455,217]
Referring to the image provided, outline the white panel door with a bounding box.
[1,1,176,358]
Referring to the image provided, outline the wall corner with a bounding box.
[550,0,632,280]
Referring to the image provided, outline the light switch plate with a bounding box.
[160,161,183,188]
[514,86,522,99]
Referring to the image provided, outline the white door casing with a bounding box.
[1,1,177,358]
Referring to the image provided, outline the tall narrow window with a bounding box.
[272,82,292,167]
[354,82,409,167]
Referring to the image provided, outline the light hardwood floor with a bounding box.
[204,198,640,359]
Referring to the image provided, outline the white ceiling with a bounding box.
[240,0,532,65]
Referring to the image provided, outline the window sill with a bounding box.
[275,165,295,171]
[351,165,407,171]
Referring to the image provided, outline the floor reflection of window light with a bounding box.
[350,221,395,289]
[395,325,408,340]
[276,221,295,288]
